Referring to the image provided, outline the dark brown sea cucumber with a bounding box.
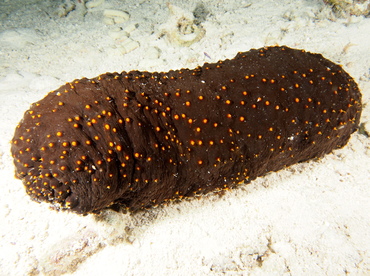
[11,46,362,214]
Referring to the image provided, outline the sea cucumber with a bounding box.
[11,46,362,214]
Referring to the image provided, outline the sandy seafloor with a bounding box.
[0,0,370,275]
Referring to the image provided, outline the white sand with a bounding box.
[0,0,369,275]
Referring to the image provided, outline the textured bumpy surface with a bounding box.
[11,46,362,214]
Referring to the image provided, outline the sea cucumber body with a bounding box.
[11,46,361,214]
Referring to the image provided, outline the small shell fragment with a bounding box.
[103,9,130,24]
[86,0,104,9]
[108,29,129,40]
[123,23,138,34]
[117,38,140,54]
